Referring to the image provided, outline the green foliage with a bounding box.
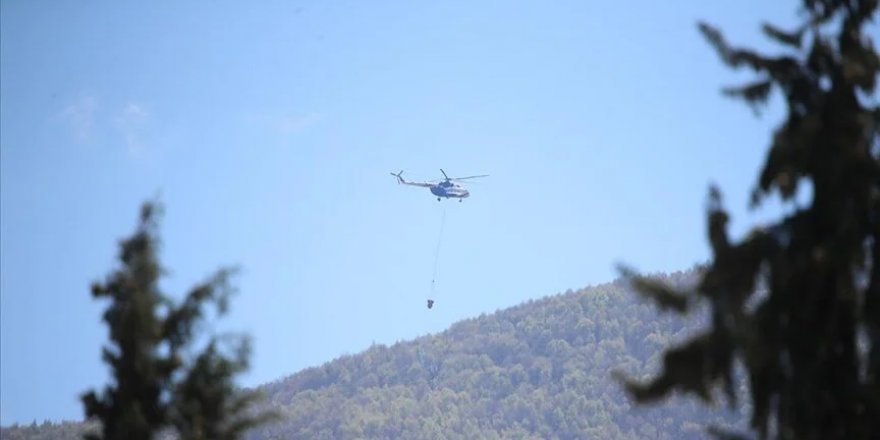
[0,421,99,440]
[3,271,742,439]
[79,202,274,440]
[238,270,743,440]
[621,2,879,439]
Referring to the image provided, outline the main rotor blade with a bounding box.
[451,174,489,181]
[440,169,449,179]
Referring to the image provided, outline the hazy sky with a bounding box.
[0,0,806,425]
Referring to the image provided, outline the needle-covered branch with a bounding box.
[619,2,879,439]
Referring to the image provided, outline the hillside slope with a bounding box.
[2,269,746,440]
[247,269,744,439]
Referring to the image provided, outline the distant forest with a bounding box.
[1,268,748,440]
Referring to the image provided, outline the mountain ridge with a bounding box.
[2,268,747,440]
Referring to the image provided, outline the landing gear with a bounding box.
[437,197,441,202]
[459,199,462,203]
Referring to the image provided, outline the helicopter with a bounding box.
[390,169,488,201]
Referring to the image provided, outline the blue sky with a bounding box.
[0,0,807,425]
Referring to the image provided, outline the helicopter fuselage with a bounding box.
[430,181,469,199]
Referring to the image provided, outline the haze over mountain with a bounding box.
[1,268,747,440]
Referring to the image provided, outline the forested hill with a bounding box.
[2,269,746,440]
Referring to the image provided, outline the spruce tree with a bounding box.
[81,202,272,440]
[621,1,879,439]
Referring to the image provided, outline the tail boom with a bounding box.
[390,170,433,188]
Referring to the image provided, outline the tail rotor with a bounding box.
[390,170,404,184]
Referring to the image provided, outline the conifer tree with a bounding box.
[81,202,273,440]
[621,1,878,439]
